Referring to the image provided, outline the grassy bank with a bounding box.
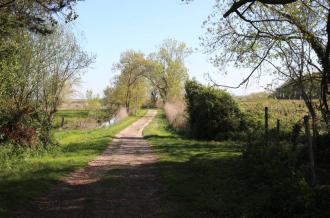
[144,110,330,217]
[143,110,245,217]
[53,109,111,129]
[0,110,146,216]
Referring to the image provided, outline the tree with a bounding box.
[0,26,94,145]
[33,27,94,123]
[107,50,149,114]
[104,39,191,113]
[146,38,191,102]
[193,0,330,130]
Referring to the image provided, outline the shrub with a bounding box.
[243,143,330,217]
[0,111,36,146]
[185,80,246,140]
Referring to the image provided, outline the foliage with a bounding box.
[104,50,149,114]
[0,0,79,34]
[242,143,329,218]
[0,110,146,216]
[146,38,191,102]
[185,80,246,140]
[0,0,85,147]
[0,27,94,146]
[104,39,191,113]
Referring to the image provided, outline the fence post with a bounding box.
[61,116,65,128]
[265,107,269,146]
[276,119,280,134]
[303,115,316,186]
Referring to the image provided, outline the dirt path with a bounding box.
[12,110,161,218]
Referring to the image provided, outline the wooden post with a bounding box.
[276,119,280,135]
[61,116,65,128]
[265,107,269,146]
[303,115,316,186]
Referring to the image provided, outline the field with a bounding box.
[238,98,310,131]
[0,110,146,216]
[53,109,108,129]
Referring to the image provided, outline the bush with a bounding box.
[314,133,330,165]
[185,80,246,140]
[243,143,329,218]
[0,111,36,146]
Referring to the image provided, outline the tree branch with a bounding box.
[208,42,274,89]
[224,0,297,18]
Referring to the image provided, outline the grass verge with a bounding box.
[143,110,245,218]
[0,110,146,217]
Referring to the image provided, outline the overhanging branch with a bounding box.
[224,0,297,18]
[208,42,274,89]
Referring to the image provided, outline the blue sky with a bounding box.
[71,0,271,98]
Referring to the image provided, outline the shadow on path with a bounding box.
[10,110,161,218]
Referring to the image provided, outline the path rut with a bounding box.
[12,110,161,218]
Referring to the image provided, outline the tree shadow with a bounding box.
[4,133,325,218]
[4,156,247,218]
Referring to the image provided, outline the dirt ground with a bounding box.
[11,110,162,218]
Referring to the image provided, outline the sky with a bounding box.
[70,0,274,98]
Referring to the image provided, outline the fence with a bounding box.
[262,106,316,186]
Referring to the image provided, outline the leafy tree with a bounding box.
[104,39,191,113]
[0,26,94,145]
[147,38,191,102]
[105,50,149,114]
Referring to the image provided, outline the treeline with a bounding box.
[0,1,93,146]
[272,73,321,100]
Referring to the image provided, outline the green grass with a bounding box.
[144,110,247,218]
[0,109,146,217]
[53,109,100,128]
[55,109,91,118]
[144,110,330,218]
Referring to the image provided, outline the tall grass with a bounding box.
[115,106,128,121]
[164,99,187,132]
